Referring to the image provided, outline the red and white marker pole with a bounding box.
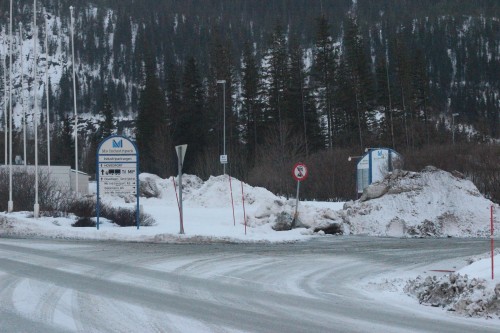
[172,177,181,214]
[229,175,236,226]
[241,181,247,235]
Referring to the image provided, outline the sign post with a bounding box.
[292,162,308,226]
[96,135,139,230]
[176,144,187,234]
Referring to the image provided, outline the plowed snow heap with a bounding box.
[342,166,495,237]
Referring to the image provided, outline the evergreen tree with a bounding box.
[176,56,205,174]
[262,22,288,147]
[411,48,431,146]
[136,54,169,176]
[240,41,262,166]
[375,53,395,148]
[342,16,375,149]
[165,63,181,137]
[57,69,73,118]
[393,33,415,148]
[52,115,74,167]
[312,15,335,149]
[99,92,115,139]
[258,22,291,194]
[286,39,324,155]
[206,32,235,175]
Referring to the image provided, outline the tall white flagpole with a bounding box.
[19,23,26,166]
[8,0,13,213]
[3,54,7,167]
[33,0,39,218]
[45,9,50,172]
[70,6,78,194]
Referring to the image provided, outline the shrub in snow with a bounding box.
[0,170,69,213]
[67,197,95,218]
[68,197,155,227]
[106,206,153,227]
[72,217,95,227]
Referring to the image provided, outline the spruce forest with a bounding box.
[0,0,499,202]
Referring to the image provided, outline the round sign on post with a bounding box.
[292,162,308,182]
[291,162,308,227]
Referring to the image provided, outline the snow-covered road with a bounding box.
[0,237,498,332]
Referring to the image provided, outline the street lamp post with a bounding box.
[217,80,226,175]
[452,113,459,145]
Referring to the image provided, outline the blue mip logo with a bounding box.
[112,139,123,148]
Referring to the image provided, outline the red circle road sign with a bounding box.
[292,162,308,181]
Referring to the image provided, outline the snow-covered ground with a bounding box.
[363,251,500,319]
[0,173,343,243]
[1,166,499,320]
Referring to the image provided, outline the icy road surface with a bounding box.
[0,237,498,332]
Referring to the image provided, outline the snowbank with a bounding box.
[405,252,500,318]
[0,174,342,243]
[341,166,497,237]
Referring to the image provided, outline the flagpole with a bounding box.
[45,9,50,173]
[70,6,78,194]
[8,0,13,213]
[3,54,7,167]
[19,23,26,166]
[33,0,39,218]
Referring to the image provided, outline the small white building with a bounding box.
[356,148,403,195]
[0,165,90,195]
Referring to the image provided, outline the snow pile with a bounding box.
[184,175,274,208]
[405,253,500,318]
[341,166,496,237]
[139,174,342,233]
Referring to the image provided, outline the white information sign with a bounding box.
[96,135,140,230]
[220,154,228,164]
[355,148,403,194]
[97,137,138,196]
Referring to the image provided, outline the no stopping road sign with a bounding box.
[292,162,308,182]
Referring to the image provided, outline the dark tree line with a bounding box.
[0,0,498,201]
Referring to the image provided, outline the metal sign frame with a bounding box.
[175,144,187,234]
[96,135,140,230]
